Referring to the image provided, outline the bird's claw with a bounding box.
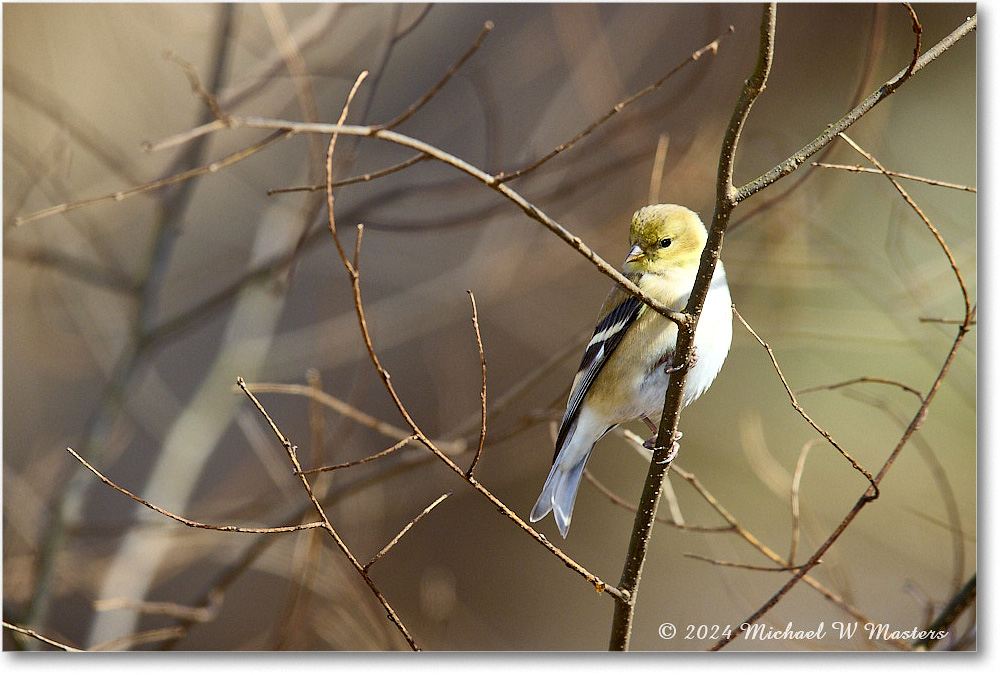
[642,430,682,463]
[660,347,699,374]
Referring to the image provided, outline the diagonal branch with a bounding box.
[496,27,733,183]
[365,492,451,571]
[732,307,878,495]
[65,447,324,534]
[236,377,420,650]
[374,21,494,131]
[736,12,974,202]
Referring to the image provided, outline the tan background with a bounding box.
[4,3,976,650]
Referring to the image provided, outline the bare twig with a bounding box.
[837,132,971,319]
[16,130,292,226]
[712,261,973,653]
[241,382,465,454]
[365,492,451,570]
[811,162,976,192]
[65,447,324,534]
[142,119,228,153]
[682,553,812,573]
[230,114,687,326]
[795,376,925,402]
[465,290,488,477]
[647,133,670,204]
[732,307,878,494]
[297,434,417,476]
[735,13,974,202]
[497,27,732,183]
[267,153,429,195]
[920,313,976,325]
[90,626,188,651]
[2,620,84,651]
[711,70,976,655]
[375,21,494,131]
[789,441,818,565]
[323,145,624,603]
[583,465,731,533]
[669,462,896,639]
[324,71,370,269]
[236,377,420,650]
[163,50,230,123]
[93,596,222,623]
[886,3,922,95]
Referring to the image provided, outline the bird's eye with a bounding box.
[659,237,672,248]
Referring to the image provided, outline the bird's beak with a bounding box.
[625,243,644,264]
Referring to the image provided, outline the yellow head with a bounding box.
[623,204,707,275]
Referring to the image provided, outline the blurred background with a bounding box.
[4,3,976,651]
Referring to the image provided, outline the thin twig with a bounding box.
[712,250,973,653]
[732,307,879,495]
[375,21,494,131]
[682,553,813,573]
[886,3,922,95]
[324,71,370,270]
[323,156,624,603]
[647,133,670,204]
[2,620,84,651]
[920,313,976,325]
[236,377,420,650]
[668,463,896,640]
[711,54,976,651]
[837,132,971,319]
[811,162,976,192]
[93,596,222,623]
[241,382,464,454]
[230,114,688,326]
[65,447,325,534]
[297,435,418,476]
[912,574,975,650]
[788,440,817,566]
[365,492,451,570]
[142,119,228,153]
[163,50,230,122]
[736,12,974,202]
[795,376,925,402]
[267,153,429,195]
[16,130,292,226]
[465,290,488,477]
[90,626,188,652]
[497,27,732,183]
[583,465,731,533]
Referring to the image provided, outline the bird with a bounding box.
[529,204,732,537]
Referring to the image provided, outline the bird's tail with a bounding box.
[529,444,593,538]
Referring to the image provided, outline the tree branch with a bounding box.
[608,3,777,652]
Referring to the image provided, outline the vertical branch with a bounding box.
[609,2,777,652]
[465,290,488,477]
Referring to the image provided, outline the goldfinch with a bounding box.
[530,204,732,537]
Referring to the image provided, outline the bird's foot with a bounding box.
[643,429,682,459]
[659,347,699,374]
[642,416,659,434]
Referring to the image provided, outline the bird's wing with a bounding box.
[552,289,644,461]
